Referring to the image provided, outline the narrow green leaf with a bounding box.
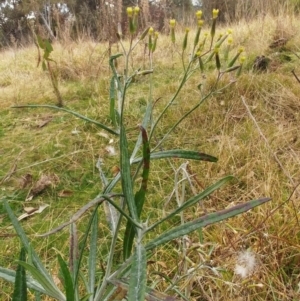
[147,176,234,232]
[214,34,228,49]
[194,27,201,48]
[44,39,53,53]
[109,53,123,85]
[4,200,64,299]
[210,18,217,42]
[223,65,240,73]
[43,52,50,60]
[182,30,189,51]
[139,27,150,41]
[120,124,138,222]
[228,52,241,68]
[215,52,221,70]
[80,294,93,301]
[146,197,271,251]
[88,212,98,301]
[0,267,46,294]
[102,195,142,228]
[37,36,45,49]
[57,255,75,301]
[11,105,119,136]
[12,247,27,301]
[109,77,117,126]
[34,291,41,301]
[42,61,47,71]
[131,100,153,159]
[73,208,98,293]
[128,244,147,301]
[15,261,66,301]
[123,127,150,259]
[199,56,204,72]
[133,149,217,163]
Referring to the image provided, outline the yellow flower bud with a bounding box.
[149,27,154,35]
[196,51,201,57]
[227,28,233,34]
[134,6,140,14]
[185,27,190,33]
[197,20,204,28]
[238,46,245,53]
[212,9,219,19]
[239,55,246,63]
[227,36,233,44]
[214,47,219,54]
[154,31,159,38]
[196,10,203,19]
[170,19,176,28]
[127,7,133,17]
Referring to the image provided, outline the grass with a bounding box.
[1,12,300,300]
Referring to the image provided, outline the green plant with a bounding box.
[36,35,63,107]
[1,8,271,301]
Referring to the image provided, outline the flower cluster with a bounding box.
[126,6,140,34]
[148,27,159,53]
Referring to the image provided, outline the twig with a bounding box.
[291,69,300,84]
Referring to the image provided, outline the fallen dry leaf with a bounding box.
[111,165,120,176]
[26,174,59,201]
[20,173,33,189]
[37,116,53,128]
[18,204,50,221]
[23,207,37,214]
[52,274,61,286]
[58,190,73,197]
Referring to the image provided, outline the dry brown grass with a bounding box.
[1,12,300,301]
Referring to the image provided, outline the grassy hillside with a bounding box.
[1,12,300,300]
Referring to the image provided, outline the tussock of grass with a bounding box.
[1,12,300,300]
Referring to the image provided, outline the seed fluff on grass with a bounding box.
[234,249,257,279]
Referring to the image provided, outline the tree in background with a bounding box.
[201,0,298,22]
[1,0,297,48]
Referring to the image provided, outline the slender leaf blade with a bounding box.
[132,150,218,163]
[120,124,138,222]
[57,255,75,301]
[73,208,98,294]
[37,36,45,49]
[15,261,66,301]
[12,105,119,136]
[4,200,64,298]
[150,150,217,162]
[147,176,234,232]
[12,247,27,301]
[128,244,147,301]
[146,197,271,251]
[0,267,46,294]
[44,39,53,53]
[131,100,153,160]
[109,77,117,126]
[88,212,98,301]
[123,126,150,259]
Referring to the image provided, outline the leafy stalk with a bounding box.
[123,126,150,260]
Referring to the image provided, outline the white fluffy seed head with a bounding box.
[234,250,257,278]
